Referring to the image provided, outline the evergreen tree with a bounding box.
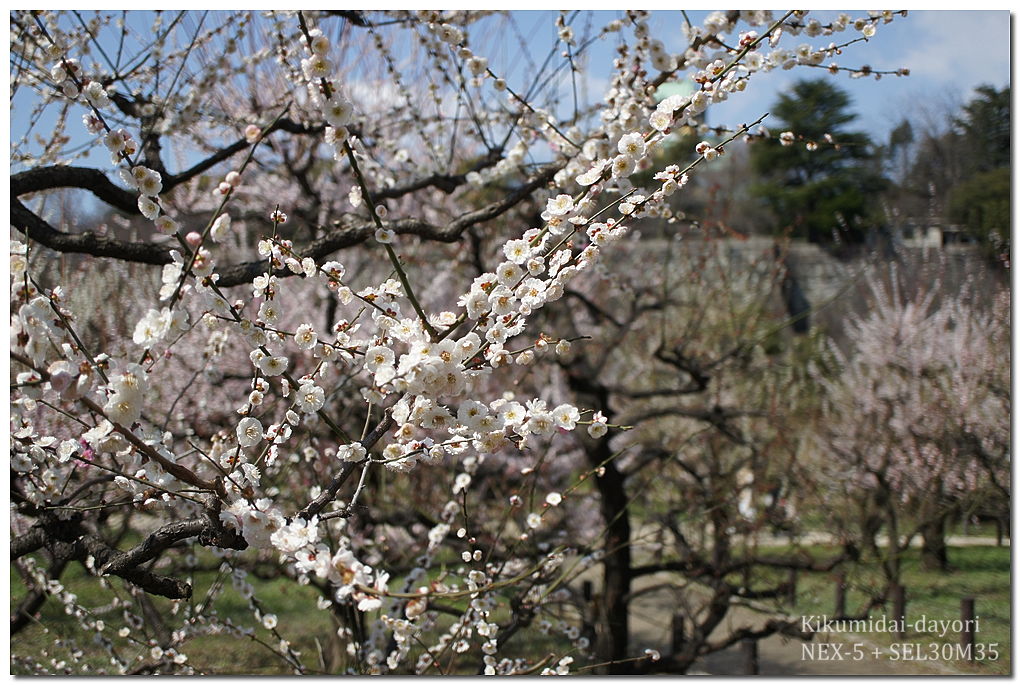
[751,79,887,243]
[945,85,1010,259]
[953,84,1010,172]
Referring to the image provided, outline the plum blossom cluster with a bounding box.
[62,53,184,238]
[10,8,913,675]
[299,25,355,158]
[818,279,1009,499]
[12,285,61,366]
[218,501,390,610]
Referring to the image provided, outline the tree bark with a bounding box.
[593,453,632,672]
[563,364,631,673]
[919,513,950,572]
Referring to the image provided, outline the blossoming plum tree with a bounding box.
[11,9,907,675]
[815,267,1010,577]
[521,234,857,672]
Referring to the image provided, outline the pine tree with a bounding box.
[751,78,887,243]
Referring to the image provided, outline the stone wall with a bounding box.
[781,241,1005,346]
[634,234,1005,348]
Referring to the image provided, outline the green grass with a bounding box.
[748,544,1010,675]
[11,557,579,675]
[14,544,1008,675]
[11,561,336,675]
[946,520,1010,540]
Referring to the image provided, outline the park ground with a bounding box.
[10,538,1010,675]
[626,537,1010,676]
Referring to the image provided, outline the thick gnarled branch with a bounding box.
[12,197,172,265]
[13,162,563,288]
[13,165,141,215]
[11,507,247,601]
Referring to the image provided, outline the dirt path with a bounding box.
[575,534,1003,672]
[627,577,955,675]
[590,530,1010,674]
[753,531,1009,549]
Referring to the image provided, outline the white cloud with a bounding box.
[895,11,1009,89]
[702,11,1011,139]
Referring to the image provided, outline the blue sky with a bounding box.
[11,10,1011,168]
[548,9,1011,141]
[689,10,1011,140]
[449,10,1011,144]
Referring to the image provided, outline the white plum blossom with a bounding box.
[495,261,522,286]
[338,443,367,462]
[610,154,635,178]
[210,213,232,242]
[104,128,128,152]
[364,345,395,373]
[324,97,354,128]
[270,516,320,555]
[466,55,488,76]
[133,308,171,346]
[220,498,284,549]
[104,392,142,426]
[617,132,646,159]
[134,168,163,197]
[258,300,281,325]
[293,323,318,350]
[137,196,160,221]
[295,380,325,414]
[576,159,609,186]
[545,194,574,217]
[552,404,580,430]
[154,215,178,234]
[503,239,532,264]
[257,354,289,377]
[236,417,264,447]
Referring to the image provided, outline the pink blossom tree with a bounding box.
[816,267,1009,575]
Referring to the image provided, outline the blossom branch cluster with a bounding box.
[10,9,910,674]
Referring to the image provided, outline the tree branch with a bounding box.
[13,161,563,288]
[10,526,48,560]
[11,557,69,635]
[371,147,504,201]
[13,166,140,215]
[98,517,244,576]
[699,616,813,655]
[296,411,395,521]
[12,197,172,264]
[14,507,246,602]
[11,117,330,213]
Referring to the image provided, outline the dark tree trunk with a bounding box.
[563,363,631,673]
[593,454,631,672]
[920,514,950,572]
